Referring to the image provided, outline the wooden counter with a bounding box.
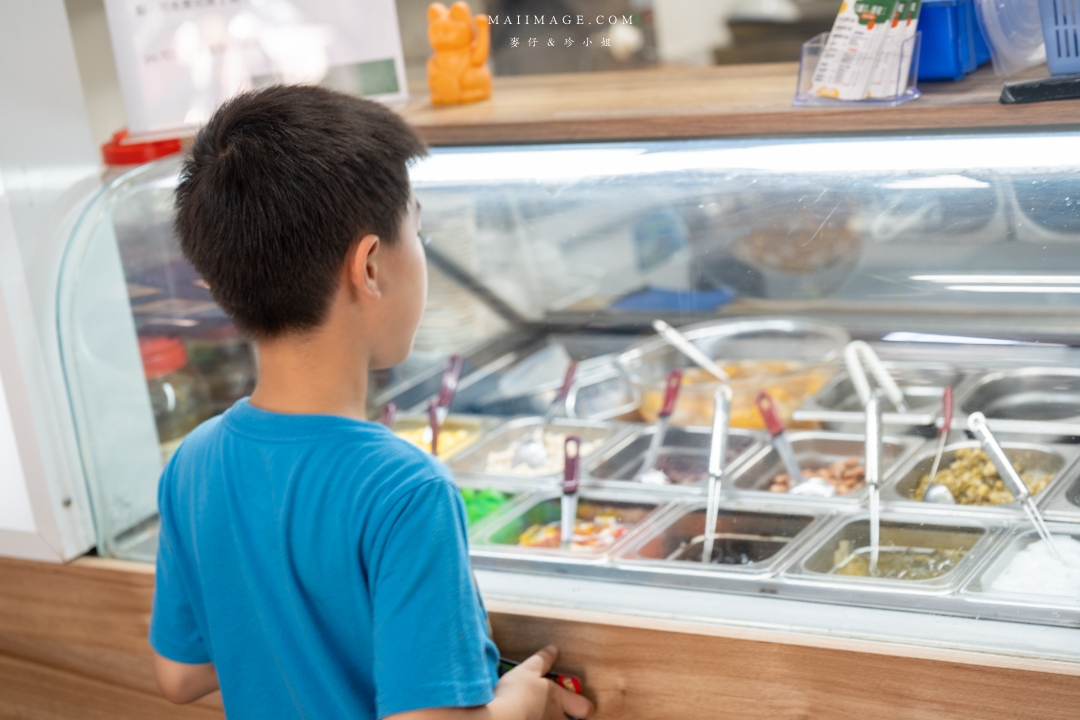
[2,555,1079,719]
[400,63,1080,145]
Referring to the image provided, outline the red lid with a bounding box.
[101,129,182,166]
[139,336,189,379]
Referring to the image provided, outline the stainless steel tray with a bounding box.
[448,416,629,482]
[456,476,540,539]
[391,413,502,461]
[451,334,636,418]
[614,498,833,581]
[954,367,1080,438]
[882,439,1080,515]
[793,361,965,428]
[783,510,1001,598]
[726,431,924,505]
[584,424,765,494]
[959,522,1080,627]
[469,489,676,571]
[1040,464,1080,523]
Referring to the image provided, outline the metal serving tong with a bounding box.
[423,354,464,447]
[967,412,1063,562]
[702,385,733,565]
[652,319,730,381]
[636,369,683,485]
[844,341,908,414]
[560,436,581,549]
[923,386,955,504]
[512,361,578,469]
[866,393,884,574]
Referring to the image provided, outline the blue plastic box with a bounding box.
[917,0,991,81]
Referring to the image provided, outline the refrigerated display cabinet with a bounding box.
[56,129,1080,665]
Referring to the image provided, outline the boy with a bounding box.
[149,85,593,720]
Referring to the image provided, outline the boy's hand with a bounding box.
[496,645,594,720]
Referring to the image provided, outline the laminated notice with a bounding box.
[811,0,900,100]
[896,0,923,94]
[868,0,921,98]
[867,1,907,98]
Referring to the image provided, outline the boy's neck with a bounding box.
[248,321,371,421]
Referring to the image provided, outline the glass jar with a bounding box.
[139,336,213,463]
[185,327,258,415]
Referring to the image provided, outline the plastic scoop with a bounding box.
[702,385,733,565]
[560,436,581,549]
[865,393,883,574]
[756,390,834,498]
[923,386,956,505]
[652,320,730,381]
[379,402,397,428]
[422,354,464,446]
[844,341,908,414]
[427,399,440,457]
[636,369,683,485]
[512,361,578,469]
[967,412,1063,562]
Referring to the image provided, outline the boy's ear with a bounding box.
[428,2,449,21]
[449,1,472,22]
[350,234,382,299]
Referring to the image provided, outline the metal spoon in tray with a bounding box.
[636,368,683,485]
[923,386,956,505]
[512,361,578,469]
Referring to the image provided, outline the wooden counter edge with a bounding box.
[485,598,1080,678]
[3,554,1080,719]
[73,555,1080,678]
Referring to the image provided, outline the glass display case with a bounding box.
[58,129,1080,639]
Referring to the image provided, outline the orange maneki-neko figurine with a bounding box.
[427,1,492,105]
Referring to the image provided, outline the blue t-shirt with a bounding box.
[149,398,499,719]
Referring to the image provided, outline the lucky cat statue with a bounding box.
[427,1,492,105]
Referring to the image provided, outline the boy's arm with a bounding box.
[152,652,219,704]
[384,646,593,720]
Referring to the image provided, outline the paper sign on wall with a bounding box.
[104,0,409,140]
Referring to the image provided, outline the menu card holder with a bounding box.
[793,31,923,107]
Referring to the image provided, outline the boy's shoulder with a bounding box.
[167,403,452,498]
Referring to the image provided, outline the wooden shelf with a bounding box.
[400,63,1080,145]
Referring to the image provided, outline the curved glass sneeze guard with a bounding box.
[59,131,1080,561]
[410,132,1080,334]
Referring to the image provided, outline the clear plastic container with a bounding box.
[139,336,213,463]
[975,0,1046,76]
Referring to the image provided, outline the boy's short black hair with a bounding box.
[175,85,426,338]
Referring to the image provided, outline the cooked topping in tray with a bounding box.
[989,535,1080,598]
[768,456,865,495]
[830,540,966,580]
[911,447,1051,505]
[640,363,832,428]
[484,433,602,477]
[518,513,629,550]
[460,487,513,526]
[668,535,788,565]
[395,426,480,459]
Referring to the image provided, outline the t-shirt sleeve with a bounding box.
[149,465,212,664]
[371,477,498,718]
